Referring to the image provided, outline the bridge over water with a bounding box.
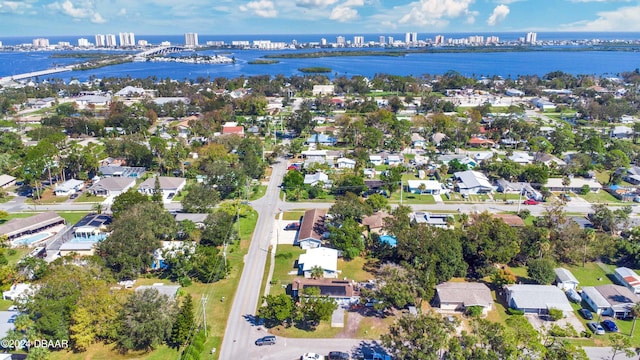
[136,46,188,58]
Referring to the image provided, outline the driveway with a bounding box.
[272,220,299,246]
[525,312,585,334]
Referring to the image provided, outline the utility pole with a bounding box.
[202,295,208,337]
[400,180,403,206]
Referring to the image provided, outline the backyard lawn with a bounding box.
[580,191,622,204]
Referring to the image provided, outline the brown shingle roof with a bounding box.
[0,212,64,238]
[298,208,326,242]
[493,214,525,227]
[361,212,390,230]
[436,282,493,308]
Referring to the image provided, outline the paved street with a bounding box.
[218,159,288,360]
[584,347,637,360]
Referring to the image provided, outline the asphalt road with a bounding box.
[218,158,288,360]
[584,346,637,360]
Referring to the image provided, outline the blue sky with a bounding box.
[0,0,639,36]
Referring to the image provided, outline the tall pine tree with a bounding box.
[152,176,163,204]
[171,294,195,348]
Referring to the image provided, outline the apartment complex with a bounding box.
[185,32,199,47]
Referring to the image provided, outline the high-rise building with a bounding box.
[525,32,537,44]
[379,36,386,45]
[119,32,135,47]
[32,38,49,48]
[78,38,90,47]
[353,36,364,46]
[95,34,105,47]
[185,33,199,47]
[434,35,445,45]
[388,36,394,45]
[405,32,418,44]
[320,38,327,46]
[0,41,3,48]
[105,34,117,47]
[336,36,345,46]
[486,36,500,45]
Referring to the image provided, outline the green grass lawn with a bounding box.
[389,190,436,204]
[249,185,267,201]
[495,193,524,201]
[281,211,304,221]
[269,245,306,297]
[565,262,615,286]
[580,191,622,204]
[74,193,105,203]
[269,319,344,338]
[1,211,87,226]
[338,257,375,282]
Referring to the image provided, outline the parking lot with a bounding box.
[525,312,585,334]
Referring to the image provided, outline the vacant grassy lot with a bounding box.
[338,257,375,282]
[269,245,306,297]
[280,211,304,221]
[580,191,622,204]
[565,262,615,286]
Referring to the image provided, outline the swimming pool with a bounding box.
[13,232,51,247]
[70,234,107,243]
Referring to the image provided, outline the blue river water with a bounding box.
[0,32,639,81]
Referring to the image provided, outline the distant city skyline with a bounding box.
[0,0,639,37]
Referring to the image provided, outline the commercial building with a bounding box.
[185,33,199,47]
[95,34,105,47]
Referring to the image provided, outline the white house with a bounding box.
[369,155,383,166]
[138,176,187,201]
[312,85,335,96]
[407,180,445,195]
[581,284,639,318]
[303,173,330,187]
[336,158,356,170]
[115,86,146,97]
[411,133,426,149]
[435,282,494,316]
[89,177,136,197]
[554,268,580,291]
[508,152,534,165]
[454,170,493,195]
[410,212,453,229]
[614,267,640,294]
[135,283,180,301]
[53,179,85,196]
[297,247,339,278]
[611,126,634,140]
[505,284,573,314]
[2,283,38,302]
[545,177,602,193]
[505,89,525,97]
[386,155,402,166]
[0,174,16,188]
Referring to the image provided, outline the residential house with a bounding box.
[468,137,495,148]
[505,284,573,314]
[546,177,602,193]
[369,155,383,166]
[622,166,640,185]
[0,212,65,241]
[454,170,494,195]
[153,241,196,270]
[297,247,339,278]
[554,268,580,291]
[312,85,335,96]
[152,97,190,106]
[473,152,494,164]
[614,267,640,294]
[297,208,327,249]
[336,158,356,170]
[302,150,331,167]
[493,214,525,227]
[581,285,640,318]
[306,134,337,146]
[221,122,245,137]
[175,213,209,228]
[407,180,445,195]
[495,179,543,201]
[115,86,146,97]
[439,154,477,168]
[361,212,391,236]
[0,174,16,188]
[292,278,360,306]
[508,152,534,165]
[89,177,136,197]
[364,180,385,195]
[2,283,38,301]
[535,153,567,167]
[410,212,453,229]
[505,89,525,97]
[411,133,426,149]
[135,283,180,301]
[53,179,85,196]
[27,97,55,109]
[98,165,146,178]
[611,126,634,140]
[138,176,187,200]
[303,173,330,188]
[363,168,376,179]
[431,132,446,146]
[434,282,494,316]
[386,155,402,166]
[531,98,556,111]
[74,94,110,108]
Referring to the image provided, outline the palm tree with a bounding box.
[310,266,324,279]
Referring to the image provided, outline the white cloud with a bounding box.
[330,5,358,21]
[494,0,524,3]
[296,0,338,8]
[91,12,105,23]
[239,0,277,17]
[562,4,640,31]
[487,4,509,25]
[117,8,126,16]
[0,1,33,14]
[398,0,476,27]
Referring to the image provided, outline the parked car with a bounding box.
[284,222,300,231]
[363,353,391,360]
[587,322,605,335]
[328,351,350,360]
[301,353,324,360]
[601,320,619,332]
[255,335,276,346]
[70,193,79,200]
[561,193,572,201]
[566,288,581,303]
[523,199,539,205]
[578,308,593,320]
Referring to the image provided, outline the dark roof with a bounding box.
[292,278,359,298]
[364,180,385,190]
[0,212,64,238]
[74,214,112,228]
[298,209,326,242]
